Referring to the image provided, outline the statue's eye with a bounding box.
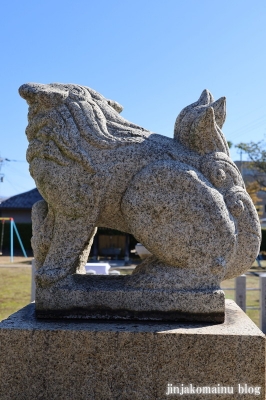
[216,169,226,181]
[211,168,226,186]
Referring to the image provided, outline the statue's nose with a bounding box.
[19,83,43,101]
[19,83,68,107]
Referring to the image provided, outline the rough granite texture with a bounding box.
[18,83,261,320]
[35,274,225,322]
[0,300,265,399]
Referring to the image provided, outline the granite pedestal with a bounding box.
[35,274,225,323]
[0,300,265,399]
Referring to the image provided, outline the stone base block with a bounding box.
[35,274,225,323]
[0,300,265,399]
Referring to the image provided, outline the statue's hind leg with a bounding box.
[35,212,97,288]
[122,160,237,289]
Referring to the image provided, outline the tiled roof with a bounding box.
[0,188,43,209]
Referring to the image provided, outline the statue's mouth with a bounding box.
[26,116,56,163]
[25,106,66,165]
[27,138,68,167]
[25,108,52,141]
[26,139,44,163]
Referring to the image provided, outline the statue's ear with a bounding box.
[174,90,229,156]
[107,99,123,114]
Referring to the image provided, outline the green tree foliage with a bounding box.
[234,141,266,217]
[227,140,233,149]
[236,141,266,188]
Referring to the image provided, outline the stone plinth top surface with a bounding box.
[1,300,263,337]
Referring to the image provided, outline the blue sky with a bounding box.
[0,0,265,198]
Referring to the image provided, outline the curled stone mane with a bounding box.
[22,82,153,174]
[52,83,152,149]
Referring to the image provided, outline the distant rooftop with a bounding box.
[0,188,43,209]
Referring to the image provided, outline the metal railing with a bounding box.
[223,273,266,333]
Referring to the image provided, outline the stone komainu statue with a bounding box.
[19,83,260,293]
